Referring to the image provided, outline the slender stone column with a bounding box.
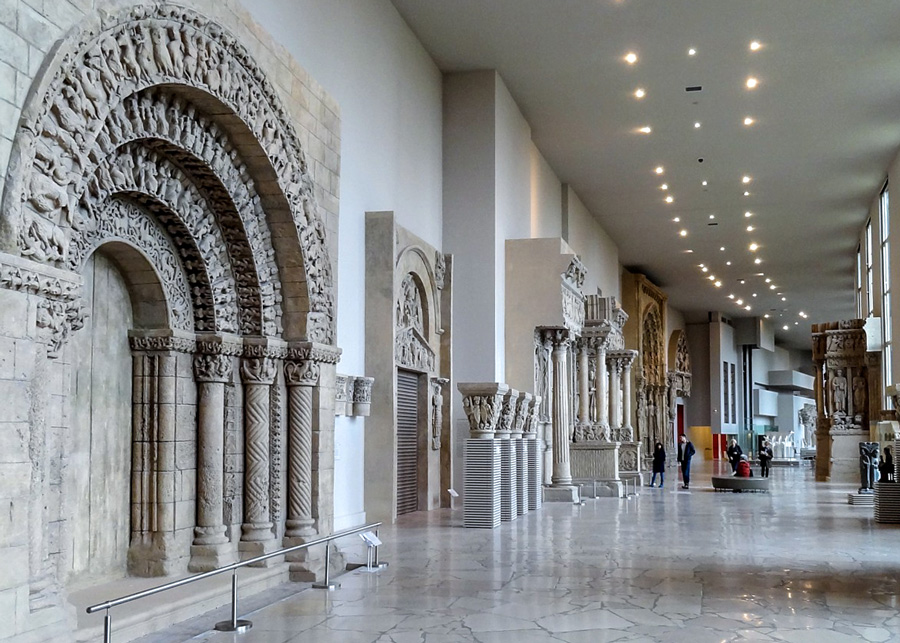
[608,357,621,431]
[189,352,235,571]
[622,359,634,441]
[549,329,573,486]
[595,341,609,439]
[240,356,278,559]
[577,340,590,424]
[283,360,319,540]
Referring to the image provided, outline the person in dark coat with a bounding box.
[759,439,773,478]
[677,434,696,489]
[650,441,666,487]
[726,438,743,473]
[879,446,894,482]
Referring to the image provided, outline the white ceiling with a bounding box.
[389,0,900,350]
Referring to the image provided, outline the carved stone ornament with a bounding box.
[128,332,196,354]
[434,251,446,290]
[36,297,86,358]
[2,4,336,344]
[430,377,448,450]
[496,388,520,437]
[193,353,232,382]
[352,376,375,403]
[284,360,319,387]
[562,257,587,290]
[458,382,509,439]
[241,357,277,385]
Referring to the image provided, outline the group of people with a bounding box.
[650,435,696,489]
[725,438,773,478]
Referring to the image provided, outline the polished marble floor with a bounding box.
[147,461,900,642]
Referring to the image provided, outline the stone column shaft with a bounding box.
[609,359,622,430]
[284,360,318,539]
[196,381,227,540]
[550,331,573,486]
[596,345,609,437]
[241,357,277,551]
[622,362,633,439]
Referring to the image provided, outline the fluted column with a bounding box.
[549,329,573,486]
[189,352,235,571]
[283,360,318,540]
[595,340,609,439]
[622,360,634,441]
[240,356,278,557]
[577,340,590,424]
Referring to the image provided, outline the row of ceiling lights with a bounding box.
[625,39,802,332]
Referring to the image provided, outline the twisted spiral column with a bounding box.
[284,359,318,538]
[241,357,277,543]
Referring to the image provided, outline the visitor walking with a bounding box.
[726,438,743,473]
[650,441,666,487]
[759,439,773,478]
[879,445,894,482]
[677,434,695,489]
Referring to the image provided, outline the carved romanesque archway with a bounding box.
[666,329,692,450]
[2,4,342,593]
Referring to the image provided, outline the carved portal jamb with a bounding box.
[283,358,319,541]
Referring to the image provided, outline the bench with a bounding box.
[711,476,769,493]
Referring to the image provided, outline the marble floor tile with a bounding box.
[139,462,900,643]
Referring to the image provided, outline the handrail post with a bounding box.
[104,609,111,643]
[372,528,388,569]
[214,570,252,632]
[312,541,339,590]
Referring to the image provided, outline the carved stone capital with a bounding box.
[286,341,342,364]
[513,391,533,436]
[195,334,244,357]
[241,357,277,385]
[128,329,196,354]
[284,360,319,387]
[458,382,509,439]
[540,327,570,349]
[193,353,233,383]
[496,388,520,438]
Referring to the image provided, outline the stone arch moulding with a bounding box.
[2,2,336,344]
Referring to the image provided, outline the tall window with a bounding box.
[857,245,863,318]
[880,182,892,397]
[866,219,874,318]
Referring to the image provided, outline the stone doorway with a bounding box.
[68,251,134,588]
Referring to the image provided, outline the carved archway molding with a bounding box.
[2,2,335,344]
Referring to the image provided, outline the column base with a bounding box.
[239,537,280,567]
[542,485,580,503]
[189,541,236,572]
[575,479,624,498]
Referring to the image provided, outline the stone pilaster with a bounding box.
[240,356,278,561]
[189,347,237,572]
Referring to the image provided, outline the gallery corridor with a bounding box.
[132,462,900,642]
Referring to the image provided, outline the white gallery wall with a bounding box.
[239,0,443,529]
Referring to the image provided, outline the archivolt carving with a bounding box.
[675,332,691,375]
[641,305,664,386]
[395,273,434,371]
[3,4,335,343]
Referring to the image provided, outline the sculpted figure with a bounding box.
[852,375,866,416]
[831,368,848,414]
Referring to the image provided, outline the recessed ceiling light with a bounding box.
[702,266,709,272]
[746,77,758,89]
[720,246,725,251]
[726,261,732,266]
[781,296,787,301]
[728,294,735,299]
[680,229,688,237]
[685,249,694,253]
[715,281,722,287]
[743,191,751,197]
[739,279,746,284]
[764,314,770,319]
[625,52,638,64]
[709,214,715,219]
[750,41,761,51]
[769,285,776,290]
[749,243,759,251]
[665,195,674,203]
[752,293,757,297]
[783,325,789,331]
[635,88,646,99]
[754,257,762,264]
[708,275,716,281]
[673,217,680,222]
[661,183,668,190]
[702,180,708,186]
[688,48,697,56]
[694,122,702,129]
[744,117,755,126]
[655,166,664,174]
[794,321,799,326]
[737,299,744,305]
[765,278,771,283]
[746,225,754,232]
[639,126,652,134]
[744,211,753,218]
[742,176,752,184]
[745,305,752,311]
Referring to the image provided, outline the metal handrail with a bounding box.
[87,521,384,641]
